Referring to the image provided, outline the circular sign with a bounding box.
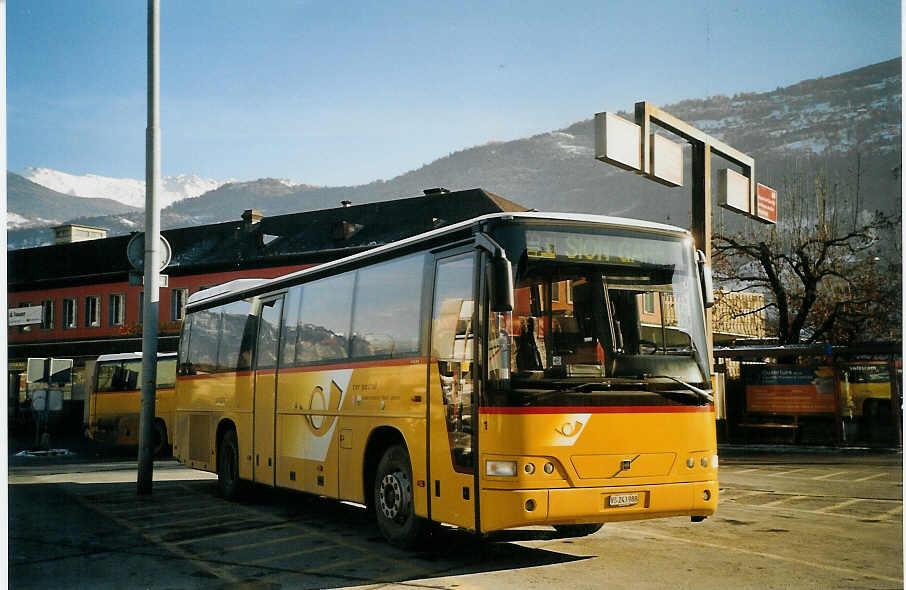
[126,233,172,272]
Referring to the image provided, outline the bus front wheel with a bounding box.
[374,445,428,548]
[554,523,604,537]
[217,429,242,500]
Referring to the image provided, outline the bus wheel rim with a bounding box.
[379,472,407,521]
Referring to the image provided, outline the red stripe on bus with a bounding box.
[479,405,714,415]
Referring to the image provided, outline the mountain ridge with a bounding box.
[9,58,901,250]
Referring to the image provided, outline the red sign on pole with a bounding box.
[756,183,777,224]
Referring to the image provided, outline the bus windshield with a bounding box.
[487,225,711,407]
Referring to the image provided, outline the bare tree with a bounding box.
[712,164,900,345]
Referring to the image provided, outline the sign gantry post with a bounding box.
[595,101,777,428]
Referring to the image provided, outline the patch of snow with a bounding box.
[865,76,899,90]
[21,167,232,209]
[801,102,832,113]
[557,142,592,156]
[7,212,31,228]
[7,213,61,229]
[547,132,591,156]
[693,117,741,131]
[783,138,829,153]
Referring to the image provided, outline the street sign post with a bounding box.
[594,101,779,441]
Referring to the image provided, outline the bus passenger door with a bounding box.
[253,296,283,487]
[428,252,477,530]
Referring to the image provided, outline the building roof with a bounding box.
[8,188,529,291]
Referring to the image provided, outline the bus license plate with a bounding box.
[608,493,639,507]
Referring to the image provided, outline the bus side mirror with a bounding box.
[697,250,715,309]
[489,256,514,312]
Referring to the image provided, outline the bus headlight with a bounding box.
[486,460,517,477]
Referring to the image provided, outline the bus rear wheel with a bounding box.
[553,523,604,537]
[217,429,243,500]
[374,445,428,548]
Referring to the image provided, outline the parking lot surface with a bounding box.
[9,449,903,589]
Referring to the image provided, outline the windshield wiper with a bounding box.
[642,374,714,404]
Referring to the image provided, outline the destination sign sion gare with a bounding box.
[525,230,690,267]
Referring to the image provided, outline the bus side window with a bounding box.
[296,273,354,364]
[96,363,117,392]
[219,299,253,372]
[351,253,426,359]
[281,286,303,368]
[178,314,195,376]
[238,311,258,372]
[157,358,177,389]
[122,360,142,391]
[432,254,476,472]
[256,299,283,370]
[186,308,220,374]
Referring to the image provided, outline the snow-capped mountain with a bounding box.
[8,58,901,250]
[20,167,230,209]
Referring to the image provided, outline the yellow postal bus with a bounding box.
[87,352,177,455]
[174,212,719,546]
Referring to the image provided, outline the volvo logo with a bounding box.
[612,454,641,477]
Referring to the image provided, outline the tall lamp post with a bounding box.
[137,0,162,495]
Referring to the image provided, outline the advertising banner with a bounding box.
[744,364,836,414]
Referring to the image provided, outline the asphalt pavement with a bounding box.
[8,436,903,590]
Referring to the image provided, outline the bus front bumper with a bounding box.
[479,480,718,533]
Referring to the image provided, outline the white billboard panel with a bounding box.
[594,112,641,172]
[648,133,683,187]
[717,168,750,215]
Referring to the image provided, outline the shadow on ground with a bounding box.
[11,476,591,589]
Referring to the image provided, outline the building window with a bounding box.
[62,298,77,329]
[643,292,656,315]
[109,293,125,326]
[171,289,189,321]
[551,282,560,303]
[138,291,144,324]
[85,296,101,327]
[40,300,55,330]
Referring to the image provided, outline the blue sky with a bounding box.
[7,0,902,186]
